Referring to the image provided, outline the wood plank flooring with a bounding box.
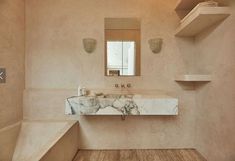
[73,149,207,161]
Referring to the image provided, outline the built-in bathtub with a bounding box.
[0,120,78,161]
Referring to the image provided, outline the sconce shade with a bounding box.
[83,38,97,53]
[148,38,163,54]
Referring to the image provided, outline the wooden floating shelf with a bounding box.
[175,0,204,11]
[175,7,230,37]
[175,74,212,82]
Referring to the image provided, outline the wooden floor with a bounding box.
[73,149,206,161]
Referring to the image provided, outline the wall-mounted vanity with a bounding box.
[65,93,178,116]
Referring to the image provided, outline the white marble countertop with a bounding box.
[65,93,178,116]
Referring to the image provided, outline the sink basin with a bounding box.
[66,96,100,114]
[65,92,178,116]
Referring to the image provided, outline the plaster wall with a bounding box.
[194,1,235,160]
[0,0,25,160]
[25,0,197,149]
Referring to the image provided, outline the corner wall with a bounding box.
[0,0,25,160]
[194,1,235,161]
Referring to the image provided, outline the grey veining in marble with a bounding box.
[65,94,178,115]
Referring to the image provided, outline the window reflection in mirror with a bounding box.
[105,18,141,76]
[107,41,136,76]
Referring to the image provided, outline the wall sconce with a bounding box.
[148,38,163,54]
[83,38,97,53]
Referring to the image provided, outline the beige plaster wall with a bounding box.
[25,0,198,149]
[194,1,235,161]
[0,0,25,160]
[25,0,196,89]
[0,0,25,129]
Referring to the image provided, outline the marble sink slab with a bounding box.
[65,94,178,115]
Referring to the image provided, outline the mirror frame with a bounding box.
[104,18,141,77]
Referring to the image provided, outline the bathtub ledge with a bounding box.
[12,120,78,161]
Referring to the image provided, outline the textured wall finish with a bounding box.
[0,0,25,129]
[25,0,196,89]
[24,0,198,149]
[0,0,25,160]
[194,1,235,161]
[0,0,234,160]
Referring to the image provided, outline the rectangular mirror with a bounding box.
[105,18,141,76]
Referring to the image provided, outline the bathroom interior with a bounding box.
[0,0,235,160]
